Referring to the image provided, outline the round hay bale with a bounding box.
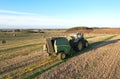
[13,34,16,36]
[2,39,6,44]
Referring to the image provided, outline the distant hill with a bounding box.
[66,26,120,34]
[66,26,91,31]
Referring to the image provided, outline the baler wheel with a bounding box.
[58,53,66,60]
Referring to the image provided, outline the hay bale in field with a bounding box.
[2,39,6,44]
[39,31,45,33]
[13,34,16,36]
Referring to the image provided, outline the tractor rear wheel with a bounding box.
[85,41,89,47]
[74,40,83,52]
[58,53,66,60]
[78,42,83,51]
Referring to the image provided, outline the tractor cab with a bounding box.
[69,32,88,51]
[70,32,83,40]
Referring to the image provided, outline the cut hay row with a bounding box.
[0,57,59,79]
[0,50,48,76]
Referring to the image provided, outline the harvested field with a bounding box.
[0,31,66,78]
[35,35,120,79]
[0,30,120,79]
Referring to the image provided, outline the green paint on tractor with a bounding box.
[44,32,88,60]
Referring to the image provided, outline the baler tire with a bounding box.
[58,53,66,60]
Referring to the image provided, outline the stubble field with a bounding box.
[0,29,120,79]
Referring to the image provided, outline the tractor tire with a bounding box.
[75,40,84,52]
[77,41,83,51]
[58,53,66,60]
[84,41,89,48]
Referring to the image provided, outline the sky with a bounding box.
[0,0,120,29]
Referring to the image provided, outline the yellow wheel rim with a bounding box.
[61,53,66,59]
[78,42,82,50]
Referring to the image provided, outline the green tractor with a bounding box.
[43,32,88,60]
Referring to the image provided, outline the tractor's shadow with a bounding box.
[69,39,120,58]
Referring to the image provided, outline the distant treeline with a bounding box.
[66,26,94,31]
[0,29,21,32]
[22,30,44,33]
[0,29,45,33]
